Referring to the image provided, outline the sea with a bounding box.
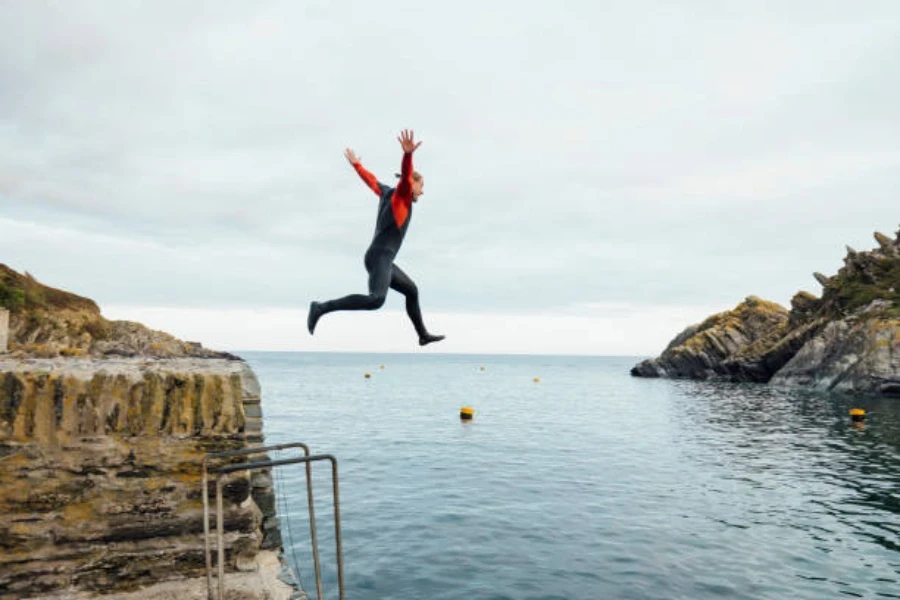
[239,351,900,600]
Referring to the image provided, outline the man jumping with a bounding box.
[307,129,445,346]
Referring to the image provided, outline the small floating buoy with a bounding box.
[850,408,865,422]
[480,366,485,371]
[364,372,371,379]
[379,364,385,369]
[460,406,474,421]
[533,377,540,383]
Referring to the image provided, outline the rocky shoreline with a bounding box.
[631,227,900,397]
[0,354,294,599]
[0,263,301,599]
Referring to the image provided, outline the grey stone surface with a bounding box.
[0,309,8,354]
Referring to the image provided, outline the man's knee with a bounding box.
[368,293,387,309]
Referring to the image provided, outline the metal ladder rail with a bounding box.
[202,443,324,600]
[209,453,345,600]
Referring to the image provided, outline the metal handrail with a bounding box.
[202,443,324,600]
[205,451,344,600]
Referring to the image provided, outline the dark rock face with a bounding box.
[631,296,790,381]
[632,228,900,395]
[771,311,900,394]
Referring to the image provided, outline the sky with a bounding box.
[1,1,898,356]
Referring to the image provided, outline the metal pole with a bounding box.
[330,456,345,600]
[210,453,343,600]
[203,442,318,600]
[202,458,213,600]
[304,449,324,599]
[216,477,225,600]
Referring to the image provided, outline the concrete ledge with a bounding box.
[39,551,304,600]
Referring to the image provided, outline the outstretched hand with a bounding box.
[344,148,360,165]
[398,129,422,154]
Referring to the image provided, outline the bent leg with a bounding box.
[308,252,392,334]
[390,264,444,346]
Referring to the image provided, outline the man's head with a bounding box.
[396,171,425,201]
[411,171,424,201]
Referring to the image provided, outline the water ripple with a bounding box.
[244,352,900,600]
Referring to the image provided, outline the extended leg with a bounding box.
[390,263,445,346]
[308,252,393,334]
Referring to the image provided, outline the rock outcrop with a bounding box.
[0,265,292,599]
[630,296,790,380]
[770,306,900,396]
[632,227,900,396]
[0,358,280,599]
[0,264,232,359]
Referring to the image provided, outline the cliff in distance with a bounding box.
[631,226,900,397]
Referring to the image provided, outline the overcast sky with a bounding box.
[1,1,898,355]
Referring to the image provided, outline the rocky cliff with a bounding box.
[631,227,900,396]
[0,266,291,599]
[0,264,231,359]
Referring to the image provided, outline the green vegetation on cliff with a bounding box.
[0,263,229,359]
[0,265,99,314]
[822,255,900,318]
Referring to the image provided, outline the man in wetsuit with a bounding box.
[307,129,445,346]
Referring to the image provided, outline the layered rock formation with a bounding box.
[632,227,900,396]
[0,266,293,599]
[0,358,283,599]
[629,296,791,381]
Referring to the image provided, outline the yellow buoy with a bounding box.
[460,406,474,420]
[850,408,865,422]
[533,377,540,383]
[480,366,485,371]
[380,364,385,369]
[364,372,371,379]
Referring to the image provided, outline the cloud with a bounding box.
[1,1,899,353]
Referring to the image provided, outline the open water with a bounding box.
[241,351,900,600]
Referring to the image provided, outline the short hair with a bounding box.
[395,171,423,181]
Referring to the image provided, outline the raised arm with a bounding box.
[344,148,381,196]
[394,129,421,201]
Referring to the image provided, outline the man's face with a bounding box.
[412,176,424,201]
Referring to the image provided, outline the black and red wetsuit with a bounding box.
[308,151,443,345]
[355,150,415,260]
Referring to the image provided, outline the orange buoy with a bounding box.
[460,406,474,420]
[850,408,865,422]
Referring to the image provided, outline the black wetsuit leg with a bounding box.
[318,248,393,314]
[390,264,445,345]
[309,248,444,344]
[389,263,427,338]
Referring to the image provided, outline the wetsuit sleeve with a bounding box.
[394,152,413,205]
[389,151,414,228]
[352,162,382,196]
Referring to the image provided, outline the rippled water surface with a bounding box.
[241,352,900,600]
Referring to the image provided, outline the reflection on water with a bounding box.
[671,380,900,558]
